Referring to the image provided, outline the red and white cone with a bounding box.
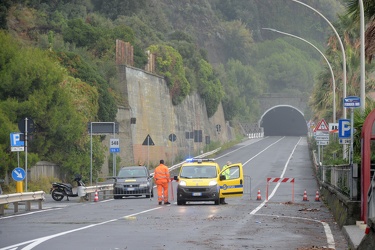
[303,190,308,201]
[94,190,99,202]
[315,190,320,202]
[256,189,262,200]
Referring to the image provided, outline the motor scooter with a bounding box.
[50,174,87,201]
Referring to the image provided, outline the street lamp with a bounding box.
[359,0,365,112]
[262,28,337,123]
[292,0,347,119]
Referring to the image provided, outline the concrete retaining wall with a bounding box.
[101,65,231,170]
[319,181,361,227]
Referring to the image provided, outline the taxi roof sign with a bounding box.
[314,119,329,132]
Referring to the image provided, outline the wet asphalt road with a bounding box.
[0,137,349,250]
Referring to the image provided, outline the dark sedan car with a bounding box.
[113,166,154,199]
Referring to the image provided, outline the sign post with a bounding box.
[110,138,120,176]
[314,119,329,165]
[89,122,119,185]
[18,117,34,192]
[343,96,360,200]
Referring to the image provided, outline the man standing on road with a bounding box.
[154,159,171,205]
[220,161,231,205]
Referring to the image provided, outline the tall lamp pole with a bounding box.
[359,0,365,112]
[262,28,336,123]
[292,0,347,119]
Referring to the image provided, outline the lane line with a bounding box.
[240,137,335,249]
[0,208,63,220]
[0,207,163,250]
[255,213,335,249]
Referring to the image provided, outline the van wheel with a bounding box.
[214,198,220,205]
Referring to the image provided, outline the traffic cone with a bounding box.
[365,226,371,235]
[303,190,308,201]
[315,190,320,202]
[256,189,262,200]
[94,190,99,202]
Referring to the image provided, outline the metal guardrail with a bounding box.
[313,150,351,196]
[0,148,224,210]
[0,191,45,215]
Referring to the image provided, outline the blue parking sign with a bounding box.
[339,119,351,138]
[10,133,24,147]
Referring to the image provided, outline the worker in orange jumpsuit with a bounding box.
[154,159,171,205]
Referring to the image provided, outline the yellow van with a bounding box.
[174,158,244,205]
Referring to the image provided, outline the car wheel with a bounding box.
[177,200,185,205]
[114,195,122,199]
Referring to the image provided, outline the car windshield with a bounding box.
[118,168,147,178]
[180,165,217,178]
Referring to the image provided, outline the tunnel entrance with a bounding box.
[259,105,308,136]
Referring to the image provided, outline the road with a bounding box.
[0,136,349,250]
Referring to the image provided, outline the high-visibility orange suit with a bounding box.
[154,160,170,205]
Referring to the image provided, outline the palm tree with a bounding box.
[345,0,375,62]
[310,8,375,122]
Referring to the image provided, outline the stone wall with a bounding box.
[101,65,231,171]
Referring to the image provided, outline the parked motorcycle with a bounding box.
[50,174,87,201]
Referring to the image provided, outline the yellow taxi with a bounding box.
[174,158,244,205]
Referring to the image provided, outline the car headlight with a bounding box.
[140,183,148,187]
[209,180,217,186]
[179,180,187,186]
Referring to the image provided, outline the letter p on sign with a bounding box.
[339,119,351,138]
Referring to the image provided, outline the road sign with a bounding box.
[169,133,177,142]
[110,138,120,153]
[339,119,351,138]
[18,117,35,133]
[314,119,329,132]
[343,96,360,108]
[329,123,338,133]
[339,138,351,144]
[316,140,329,145]
[316,135,329,141]
[10,133,25,152]
[142,134,155,146]
[12,167,26,181]
[88,122,119,134]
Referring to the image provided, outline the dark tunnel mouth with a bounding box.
[259,105,308,136]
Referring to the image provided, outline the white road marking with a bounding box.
[241,137,336,249]
[0,207,163,250]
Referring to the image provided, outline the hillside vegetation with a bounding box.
[1,0,362,181]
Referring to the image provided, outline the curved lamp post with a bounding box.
[292,0,347,119]
[262,28,336,123]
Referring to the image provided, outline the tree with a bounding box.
[345,0,375,62]
[197,59,224,118]
[0,31,104,181]
[148,44,190,105]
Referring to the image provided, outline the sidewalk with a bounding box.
[342,222,366,250]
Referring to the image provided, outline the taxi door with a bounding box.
[218,163,244,198]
